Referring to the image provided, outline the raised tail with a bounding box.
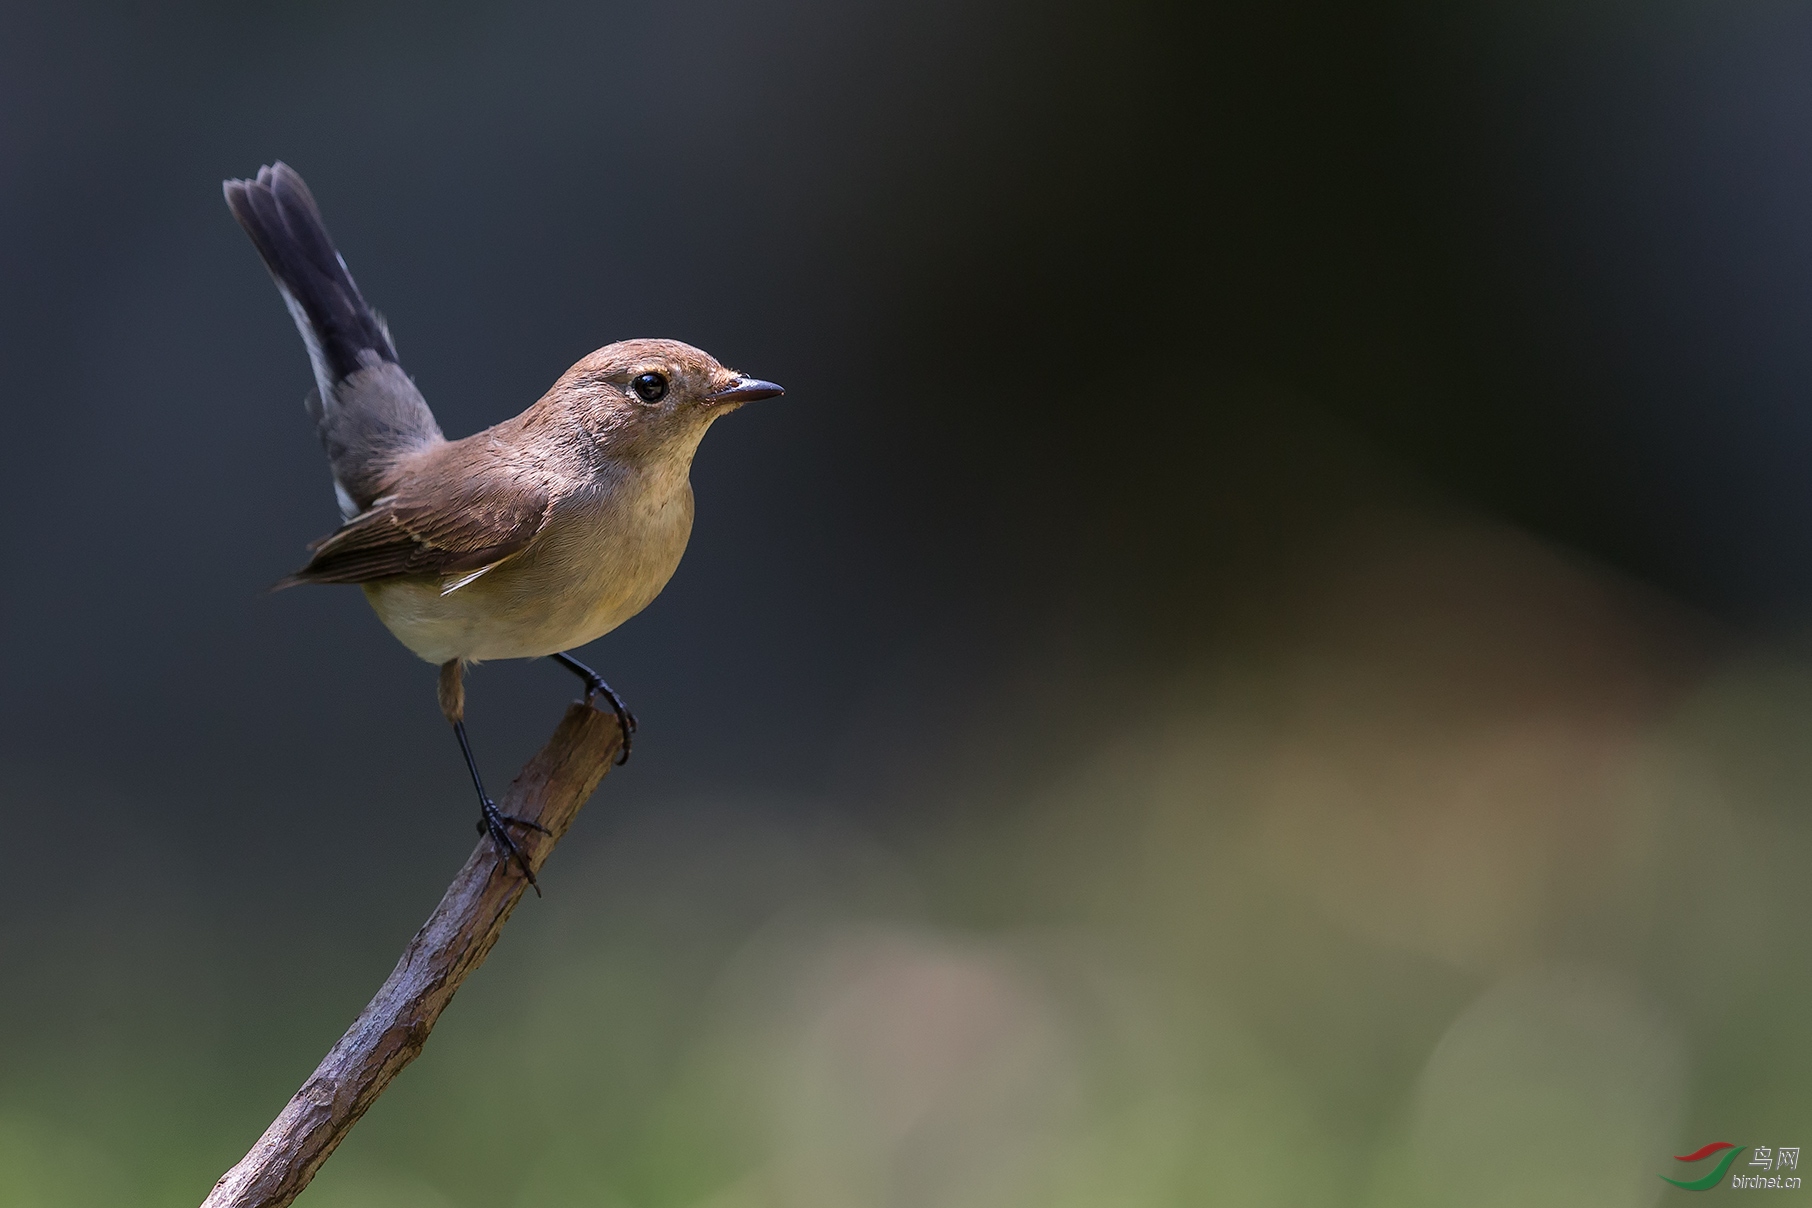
[224,162,397,401]
[225,162,442,517]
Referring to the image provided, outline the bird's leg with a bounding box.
[440,659,549,895]
[549,651,637,764]
[452,719,549,896]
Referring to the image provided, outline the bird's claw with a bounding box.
[550,652,637,765]
[478,797,546,895]
[580,679,637,764]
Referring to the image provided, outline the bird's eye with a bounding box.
[631,372,668,403]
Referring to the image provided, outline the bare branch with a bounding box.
[200,702,624,1208]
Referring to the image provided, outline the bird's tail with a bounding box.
[224,162,396,401]
[225,162,442,516]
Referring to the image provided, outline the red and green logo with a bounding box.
[1662,1143,1746,1190]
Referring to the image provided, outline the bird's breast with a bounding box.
[365,473,696,664]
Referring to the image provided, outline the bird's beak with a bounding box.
[705,377,785,404]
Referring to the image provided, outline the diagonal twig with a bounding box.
[200,701,624,1208]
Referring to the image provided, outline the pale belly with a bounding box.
[362,485,694,665]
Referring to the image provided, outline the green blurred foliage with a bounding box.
[5,488,1810,1208]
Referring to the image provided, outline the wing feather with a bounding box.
[280,463,558,587]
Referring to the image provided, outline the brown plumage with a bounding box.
[280,430,556,585]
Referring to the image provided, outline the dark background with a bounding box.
[3,1,1811,1205]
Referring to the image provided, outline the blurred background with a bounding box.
[2,0,1811,1204]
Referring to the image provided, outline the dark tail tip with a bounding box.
[224,162,397,384]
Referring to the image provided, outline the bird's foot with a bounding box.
[584,681,637,765]
[476,797,549,895]
[552,654,638,764]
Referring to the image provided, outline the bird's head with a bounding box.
[549,338,783,460]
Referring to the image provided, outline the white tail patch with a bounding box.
[275,278,334,413]
[332,478,360,520]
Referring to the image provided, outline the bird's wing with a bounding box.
[281,462,560,587]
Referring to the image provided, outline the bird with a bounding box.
[223,162,783,890]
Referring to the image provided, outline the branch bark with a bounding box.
[200,702,624,1208]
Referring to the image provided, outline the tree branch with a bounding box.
[200,702,624,1208]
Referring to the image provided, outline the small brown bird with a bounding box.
[224,162,782,888]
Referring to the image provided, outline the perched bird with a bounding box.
[224,162,782,889]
